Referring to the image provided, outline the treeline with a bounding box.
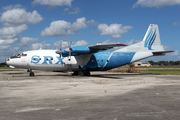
[0,62,8,67]
[148,60,180,66]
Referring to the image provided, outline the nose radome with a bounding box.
[5,58,10,65]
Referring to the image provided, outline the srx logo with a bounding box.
[31,55,64,64]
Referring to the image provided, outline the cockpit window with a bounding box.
[22,53,27,56]
[10,53,27,59]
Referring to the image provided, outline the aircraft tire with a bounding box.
[78,71,84,76]
[85,71,90,76]
[29,72,34,76]
[73,71,79,76]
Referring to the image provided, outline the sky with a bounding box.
[0,0,180,63]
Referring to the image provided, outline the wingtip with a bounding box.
[169,50,175,52]
[116,43,128,46]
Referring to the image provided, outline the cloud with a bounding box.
[64,7,80,15]
[73,40,88,47]
[68,17,88,34]
[0,37,19,50]
[125,39,141,45]
[53,39,88,49]
[31,41,51,50]
[132,0,180,8]
[173,21,180,26]
[0,24,28,36]
[2,4,23,10]
[41,20,72,37]
[19,37,40,47]
[41,17,96,37]
[102,39,116,44]
[0,8,43,26]
[32,0,73,7]
[97,24,133,39]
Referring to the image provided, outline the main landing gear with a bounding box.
[73,71,90,76]
[27,69,35,76]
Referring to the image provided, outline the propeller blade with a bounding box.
[68,41,73,61]
[59,41,63,59]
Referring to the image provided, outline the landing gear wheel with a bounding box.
[78,71,84,76]
[78,71,90,76]
[29,72,34,76]
[85,71,90,76]
[73,71,79,76]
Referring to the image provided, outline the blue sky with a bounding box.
[0,0,180,62]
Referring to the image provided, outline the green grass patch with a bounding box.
[140,69,180,75]
[140,66,180,68]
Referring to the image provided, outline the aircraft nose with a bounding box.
[5,58,10,64]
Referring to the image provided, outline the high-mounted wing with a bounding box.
[89,43,127,51]
[55,43,127,57]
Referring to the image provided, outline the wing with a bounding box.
[89,43,127,51]
[55,43,127,57]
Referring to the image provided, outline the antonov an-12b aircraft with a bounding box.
[5,24,174,76]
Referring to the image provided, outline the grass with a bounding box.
[0,67,21,72]
[140,69,180,75]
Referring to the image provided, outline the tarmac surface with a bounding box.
[0,70,180,120]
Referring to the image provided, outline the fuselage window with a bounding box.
[107,60,109,62]
[101,60,103,62]
[39,58,41,60]
[51,58,53,60]
[97,60,99,62]
[92,60,94,62]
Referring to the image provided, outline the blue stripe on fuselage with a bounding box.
[85,52,136,71]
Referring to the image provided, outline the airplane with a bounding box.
[5,24,174,76]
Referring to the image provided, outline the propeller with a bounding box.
[65,41,72,61]
[59,41,63,59]
[56,41,63,59]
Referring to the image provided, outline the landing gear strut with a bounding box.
[28,69,34,76]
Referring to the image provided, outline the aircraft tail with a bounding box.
[143,24,162,50]
[116,24,174,62]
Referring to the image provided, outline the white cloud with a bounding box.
[41,17,96,37]
[68,17,87,34]
[41,20,72,37]
[32,0,73,7]
[19,37,40,47]
[0,37,19,50]
[2,4,23,10]
[125,39,141,45]
[73,40,88,47]
[66,7,80,15]
[0,24,28,36]
[0,8,43,26]
[173,21,180,26]
[53,39,88,49]
[132,0,180,8]
[170,50,179,56]
[102,39,116,44]
[31,41,51,50]
[97,24,133,39]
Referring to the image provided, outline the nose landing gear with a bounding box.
[27,69,35,76]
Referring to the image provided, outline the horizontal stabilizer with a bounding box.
[152,50,174,56]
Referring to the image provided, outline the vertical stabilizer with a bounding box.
[143,24,161,50]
